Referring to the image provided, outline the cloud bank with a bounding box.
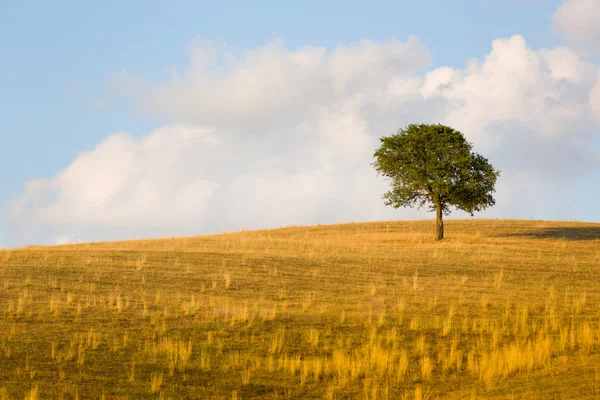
[553,0,600,53]
[6,31,600,245]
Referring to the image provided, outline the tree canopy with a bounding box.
[372,124,500,240]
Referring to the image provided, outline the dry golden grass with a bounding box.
[0,219,600,398]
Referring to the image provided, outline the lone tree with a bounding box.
[372,124,499,240]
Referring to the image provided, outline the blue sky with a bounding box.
[1,0,599,247]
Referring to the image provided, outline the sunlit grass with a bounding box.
[0,219,600,398]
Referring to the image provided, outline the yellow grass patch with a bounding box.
[0,220,599,397]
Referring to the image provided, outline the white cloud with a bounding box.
[540,47,597,84]
[427,36,599,152]
[140,38,430,129]
[553,0,600,52]
[6,35,600,245]
[590,71,600,116]
[420,67,460,99]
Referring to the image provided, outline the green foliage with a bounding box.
[372,123,500,216]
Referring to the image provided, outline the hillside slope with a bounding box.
[1,220,600,399]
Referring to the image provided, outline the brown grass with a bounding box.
[0,219,599,398]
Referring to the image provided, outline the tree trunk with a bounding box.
[435,198,444,241]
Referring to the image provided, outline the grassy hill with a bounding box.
[1,219,600,399]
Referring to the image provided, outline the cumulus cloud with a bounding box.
[140,38,431,129]
[6,34,600,246]
[590,71,600,116]
[553,0,600,53]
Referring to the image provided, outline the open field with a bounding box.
[1,219,600,399]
